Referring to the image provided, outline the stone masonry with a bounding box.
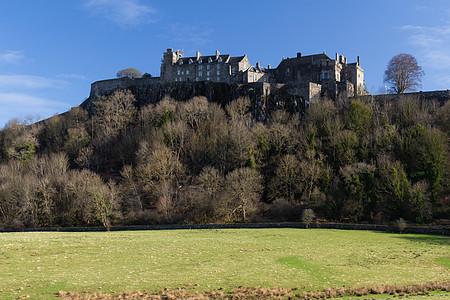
[160,49,367,98]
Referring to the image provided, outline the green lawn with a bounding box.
[0,228,448,299]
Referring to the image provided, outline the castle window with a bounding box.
[207,65,210,70]
[207,71,210,76]
[179,61,183,65]
[207,77,210,81]
[264,77,267,83]
[324,72,329,80]
[198,65,202,71]
[217,70,220,75]
[286,68,290,75]
[254,74,257,81]
[181,71,184,75]
[217,76,220,81]
[319,74,322,81]
[199,71,202,77]
[179,77,182,81]
[196,77,199,81]
[186,70,189,75]
[177,70,180,75]
[232,66,236,73]
[217,64,220,69]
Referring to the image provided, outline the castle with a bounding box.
[86,48,450,119]
[160,48,367,98]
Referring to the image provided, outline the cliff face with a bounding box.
[82,77,450,121]
[82,78,313,121]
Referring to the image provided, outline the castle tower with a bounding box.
[161,48,178,82]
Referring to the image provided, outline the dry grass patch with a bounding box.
[58,281,449,299]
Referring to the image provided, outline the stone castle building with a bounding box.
[160,48,367,98]
[160,49,252,84]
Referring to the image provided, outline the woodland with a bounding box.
[0,91,448,228]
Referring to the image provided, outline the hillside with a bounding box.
[0,82,448,229]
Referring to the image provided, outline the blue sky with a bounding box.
[1,0,450,128]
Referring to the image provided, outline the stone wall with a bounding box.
[83,77,450,125]
[360,90,450,105]
[82,78,314,121]
[2,222,448,235]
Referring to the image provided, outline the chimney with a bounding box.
[335,53,339,61]
[297,52,302,58]
[196,51,201,61]
[216,50,220,60]
[323,50,326,54]
[256,62,260,69]
[357,56,360,66]
[268,64,271,69]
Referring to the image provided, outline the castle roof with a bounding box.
[176,54,245,65]
[282,53,332,64]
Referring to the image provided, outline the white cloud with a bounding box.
[413,5,429,11]
[83,0,158,26]
[401,24,450,70]
[0,93,69,127]
[56,73,88,80]
[0,50,24,64]
[0,75,68,90]
[167,23,214,46]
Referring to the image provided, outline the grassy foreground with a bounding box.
[0,228,448,299]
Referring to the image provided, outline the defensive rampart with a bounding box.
[360,90,450,105]
[82,78,314,120]
[82,78,450,122]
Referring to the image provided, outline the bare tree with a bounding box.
[221,168,263,222]
[92,90,137,136]
[116,68,142,79]
[384,53,424,94]
[302,208,316,228]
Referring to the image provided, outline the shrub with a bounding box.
[302,208,316,228]
[395,217,407,233]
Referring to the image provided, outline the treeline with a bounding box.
[0,91,448,228]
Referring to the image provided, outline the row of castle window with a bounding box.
[176,63,244,74]
[178,69,220,76]
[286,67,331,81]
[174,76,221,82]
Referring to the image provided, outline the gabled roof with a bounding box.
[246,65,269,73]
[282,53,332,64]
[229,55,246,63]
[176,54,245,65]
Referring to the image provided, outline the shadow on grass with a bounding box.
[395,235,450,246]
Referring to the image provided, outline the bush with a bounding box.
[302,208,316,228]
[395,218,407,233]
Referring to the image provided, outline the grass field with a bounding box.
[0,228,448,299]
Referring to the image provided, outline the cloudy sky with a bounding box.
[1,0,450,127]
